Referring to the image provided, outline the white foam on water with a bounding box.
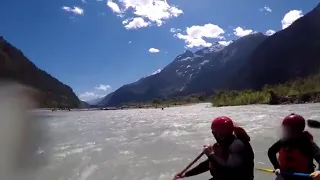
[171,122,193,128]
[119,151,132,155]
[19,101,320,180]
[54,144,96,158]
[93,147,103,152]
[159,172,172,180]
[160,130,192,137]
[77,165,98,180]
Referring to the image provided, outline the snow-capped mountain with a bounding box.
[103,34,267,106]
[227,3,320,90]
[183,33,267,94]
[99,3,320,107]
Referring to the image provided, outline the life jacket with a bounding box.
[278,147,310,173]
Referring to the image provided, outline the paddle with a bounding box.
[307,119,320,128]
[171,119,320,180]
[174,152,204,179]
[257,168,310,177]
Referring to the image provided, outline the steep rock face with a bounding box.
[228,5,320,90]
[0,37,80,108]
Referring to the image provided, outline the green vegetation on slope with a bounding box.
[115,74,320,109]
[211,74,320,107]
[211,90,269,107]
[120,93,208,108]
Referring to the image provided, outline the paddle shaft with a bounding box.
[257,168,310,177]
[179,152,204,175]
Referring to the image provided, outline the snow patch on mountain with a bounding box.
[152,69,162,75]
[209,44,225,52]
[202,43,226,54]
[200,60,210,66]
[179,57,192,62]
[194,54,203,58]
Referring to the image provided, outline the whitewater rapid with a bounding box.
[8,103,320,180]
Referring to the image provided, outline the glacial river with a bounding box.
[17,103,320,180]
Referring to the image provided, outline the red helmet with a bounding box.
[282,113,305,132]
[211,116,234,135]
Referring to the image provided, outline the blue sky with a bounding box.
[0,0,318,101]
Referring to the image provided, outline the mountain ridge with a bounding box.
[104,42,228,106]
[99,3,320,107]
[103,33,268,106]
[0,37,80,108]
[226,3,320,90]
[182,32,268,95]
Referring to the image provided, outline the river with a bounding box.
[16,103,320,180]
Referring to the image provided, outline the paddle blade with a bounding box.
[256,168,274,173]
[179,152,204,175]
[291,173,310,177]
[307,119,320,128]
[257,167,311,177]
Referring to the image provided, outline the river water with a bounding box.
[26,103,320,180]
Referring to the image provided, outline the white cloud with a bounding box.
[233,27,254,37]
[218,41,233,46]
[281,10,303,29]
[175,24,225,48]
[79,92,104,101]
[95,84,111,91]
[80,84,112,101]
[107,0,122,13]
[122,0,183,26]
[265,29,276,36]
[106,0,183,29]
[122,19,130,24]
[128,41,132,44]
[149,48,160,53]
[81,0,87,3]
[124,17,150,29]
[62,6,84,15]
[260,6,272,13]
[170,28,181,33]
